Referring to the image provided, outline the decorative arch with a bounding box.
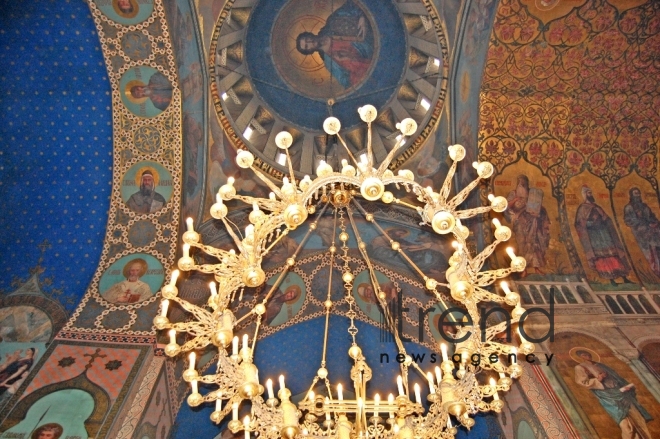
[3,372,111,437]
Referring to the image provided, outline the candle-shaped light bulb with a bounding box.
[488,194,495,202]
[492,218,501,228]
[191,379,198,394]
[308,391,315,401]
[490,378,500,400]
[435,366,442,384]
[388,394,395,418]
[169,270,179,286]
[499,372,506,379]
[427,372,436,394]
[188,352,196,371]
[337,383,343,400]
[168,329,176,345]
[506,247,517,259]
[397,375,404,396]
[186,217,194,232]
[325,398,331,421]
[451,241,459,249]
[414,383,421,404]
[242,334,248,350]
[269,192,276,200]
[266,378,274,399]
[160,299,169,317]
[441,343,448,362]
[227,176,235,186]
[244,416,250,439]
[232,403,239,421]
[357,397,364,418]
[245,224,254,237]
[374,393,380,417]
[215,193,223,204]
[283,177,289,184]
[209,282,218,297]
[279,374,285,391]
[510,347,518,363]
[216,398,222,412]
[501,281,511,294]
[447,418,452,429]
[183,243,190,258]
[232,336,239,356]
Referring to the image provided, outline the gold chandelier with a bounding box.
[153,105,532,439]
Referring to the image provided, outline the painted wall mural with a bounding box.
[552,333,660,439]
[0,342,148,439]
[480,0,660,291]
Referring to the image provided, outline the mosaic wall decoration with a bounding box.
[61,0,182,335]
[480,0,660,291]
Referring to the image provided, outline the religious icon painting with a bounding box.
[98,254,164,305]
[93,0,154,26]
[119,67,173,118]
[263,272,306,327]
[121,161,173,215]
[271,0,378,99]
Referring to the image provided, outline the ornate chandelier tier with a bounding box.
[153,105,532,439]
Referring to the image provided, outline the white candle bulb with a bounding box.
[183,243,190,258]
[510,347,518,363]
[374,393,380,417]
[414,383,421,404]
[244,416,250,439]
[269,192,276,200]
[279,374,285,390]
[188,352,196,371]
[160,299,169,317]
[337,383,343,400]
[186,217,194,232]
[308,391,315,401]
[506,247,517,259]
[216,398,222,412]
[325,398,331,420]
[168,329,176,345]
[397,375,404,396]
[388,394,395,418]
[232,336,239,356]
[215,193,223,204]
[441,343,448,362]
[499,372,506,379]
[209,282,217,296]
[488,194,495,202]
[492,218,501,228]
[169,270,179,286]
[191,380,198,394]
[490,378,499,400]
[242,334,249,350]
[427,372,435,394]
[435,366,442,384]
[266,379,274,399]
[227,176,235,186]
[357,397,364,418]
[447,418,452,428]
[501,281,511,294]
[232,403,239,421]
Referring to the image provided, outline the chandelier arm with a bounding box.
[335,132,360,167]
[454,206,492,219]
[468,240,501,271]
[447,177,483,210]
[438,160,458,202]
[376,136,406,175]
[284,147,297,187]
[221,217,249,254]
[263,229,290,255]
[473,268,515,287]
[248,164,285,198]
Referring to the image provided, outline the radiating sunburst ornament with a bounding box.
[154,105,532,439]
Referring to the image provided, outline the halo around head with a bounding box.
[112,0,140,18]
[134,166,160,187]
[125,79,148,104]
[569,346,600,364]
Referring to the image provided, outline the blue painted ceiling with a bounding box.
[0,0,113,311]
